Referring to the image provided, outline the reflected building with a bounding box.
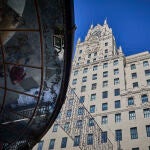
[0,0,75,149]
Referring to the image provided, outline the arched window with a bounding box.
[141,94,148,103]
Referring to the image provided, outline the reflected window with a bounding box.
[87,134,93,145]
[52,124,58,132]
[73,135,80,147]
[101,131,107,143]
[37,141,44,150]
[61,137,67,148]
[49,139,55,150]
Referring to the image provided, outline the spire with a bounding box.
[90,24,93,29]
[104,18,107,25]
[77,38,81,44]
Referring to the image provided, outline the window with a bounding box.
[101,131,107,143]
[105,49,108,53]
[82,76,87,82]
[79,96,85,103]
[103,71,108,77]
[57,112,61,120]
[88,54,91,58]
[87,60,90,64]
[130,127,138,139]
[103,81,108,87]
[73,135,80,147]
[76,63,79,66]
[114,78,120,85]
[78,107,84,115]
[103,63,108,68]
[94,52,97,56]
[90,105,95,113]
[147,79,150,86]
[72,79,77,85]
[113,60,118,66]
[64,122,70,132]
[102,91,108,98]
[143,108,150,118]
[128,97,134,106]
[105,42,108,46]
[129,111,136,120]
[132,73,137,79]
[114,88,120,96]
[102,103,108,111]
[79,50,82,54]
[115,100,121,108]
[76,120,83,128]
[92,74,97,80]
[66,109,72,117]
[49,139,55,149]
[101,116,108,125]
[88,118,95,126]
[132,148,139,150]
[78,57,81,61]
[37,141,44,150]
[61,137,67,148]
[81,86,86,92]
[114,69,119,75]
[93,65,98,71]
[115,113,121,123]
[131,64,136,70]
[143,61,149,67]
[133,82,138,88]
[104,55,108,59]
[93,58,96,62]
[146,125,150,137]
[83,68,88,73]
[53,124,58,132]
[141,94,148,103]
[91,83,97,90]
[74,70,78,76]
[68,99,73,106]
[87,134,93,145]
[115,130,122,141]
[91,93,96,101]
[71,88,75,94]
[145,69,150,76]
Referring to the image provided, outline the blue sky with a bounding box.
[74,0,150,56]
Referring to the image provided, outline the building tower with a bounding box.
[33,20,150,150]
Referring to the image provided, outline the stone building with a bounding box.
[33,20,150,150]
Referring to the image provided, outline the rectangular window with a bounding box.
[79,96,85,103]
[81,86,86,92]
[103,71,108,77]
[93,65,98,71]
[103,81,108,87]
[83,68,88,73]
[130,127,138,139]
[93,58,96,62]
[113,60,119,66]
[102,91,108,98]
[129,111,136,120]
[76,120,83,128]
[147,79,150,86]
[89,118,95,127]
[146,125,150,137]
[141,94,148,103]
[88,54,91,58]
[74,135,80,147]
[101,131,107,143]
[102,103,108,111]
[133,82,138,88]
[101,116,108,125]
[87,60,90,64]
[37,141,44,150]
[74,70,78,76]
[143,61,149,67]
[131,64,136,70]
[132,148,139,150]
[68,99,73,106]
[52,124,58,132]
[114,78,120,85]
[94,52,97,56]
[114,88,120,96]
[61,137,67,148]
[105,49,108,53]
[143,108,150,118]
[71,88,75,94]
[91,83,97,90]
[72,79,77,85]
[78,57,81,61]
[66,109,72,117]
[103,63,108,68]
[49,139,55,149]
[145,69,150,76]
[90,105,95,113]
[92,74,97,80]
[87,134,93,145]
[64,122,70,132]
[79,50,82,54]
[114,69,119,75]
[132,73,137,79]
[128,97,134,106]
[82,76,87,82]
[115,100,121,108]
[91,93,96,101]
[105,42,108,46]
[115,130,122,141]
[115,113,121,123]
[78,107,84,115]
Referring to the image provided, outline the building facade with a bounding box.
[33,20,150,150]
